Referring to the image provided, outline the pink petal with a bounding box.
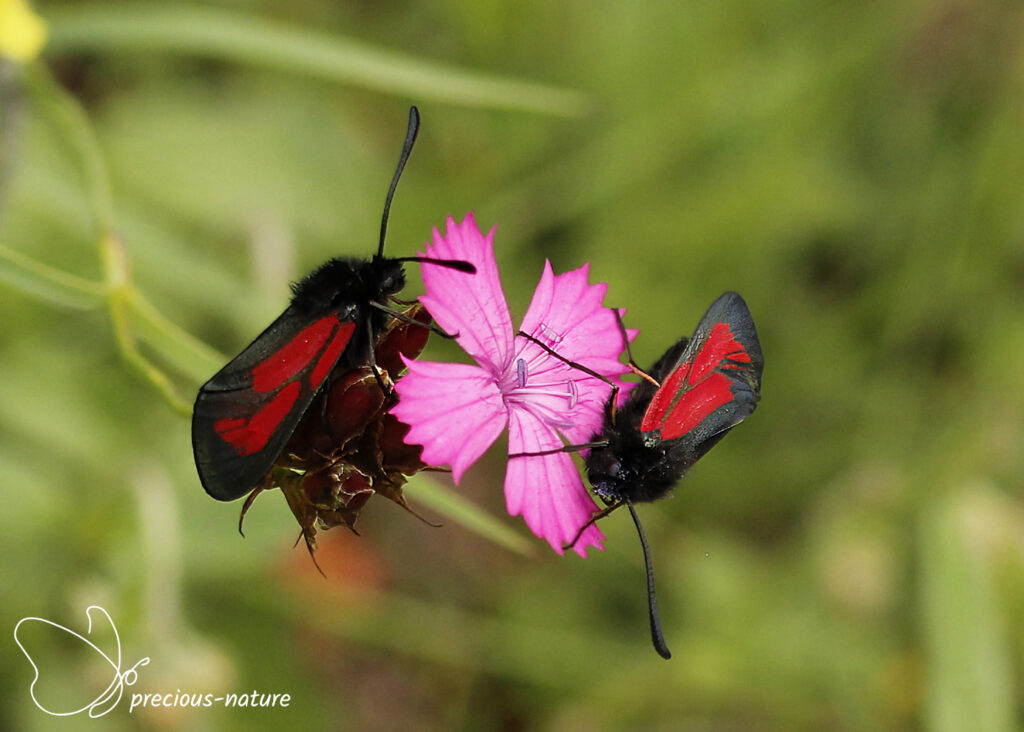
[505,408,605,557]
[516,261,636,446]
[392,359,507,482]
[520,262,628,367]
[418,214,514,375]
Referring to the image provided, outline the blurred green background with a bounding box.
[2,1,1023,730]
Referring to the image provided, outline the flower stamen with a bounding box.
[538,324,562,346]
[516,358,527,388]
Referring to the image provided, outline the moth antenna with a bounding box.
[394,256,476,274]
[377,106,420,259]
[626,500,671,659]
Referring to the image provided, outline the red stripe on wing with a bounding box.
[641,322,752,440]
[214,381,302,456]
[213,318,356,459]
[251,316,339,393]
[658,372,734,439]
[687,322,751,385]
[310,321,356,388]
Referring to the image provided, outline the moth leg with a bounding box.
[613,310,660,388]
[562,501,623,551]
[364,319,391,397]
[369,300,457,339]
[517,331,618,388]
[517,329,625,425]
[507,440,609,458]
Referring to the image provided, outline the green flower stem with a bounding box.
[0,240,107,307]
[45,4,591,117]
[5,64,524,553]
[108,290,192,415]
[127,288,225,383]
[102,233,192,415]
[409,475,538,558]
[0,60,26,214]
[3,63,223,413]
[23,61,114,233]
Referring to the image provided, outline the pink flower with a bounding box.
[393,213,634,556]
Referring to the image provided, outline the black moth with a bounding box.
[518,292,763,658]
[192,107,474,503]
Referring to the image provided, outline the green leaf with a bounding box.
[919,488,1014,732]
[45,4,591,117]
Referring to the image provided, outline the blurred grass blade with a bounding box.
[919,488,1013,732]
[101,233,192,415]
[0,241,106,308]
[407,475,537,558]
[127,288,225,383]
[10,64,220,410]
[44,4,590,117]
[22,62,114,232]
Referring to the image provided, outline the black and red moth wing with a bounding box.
[640,291,763,464]
[192,305,358,501]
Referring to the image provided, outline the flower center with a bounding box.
[502,332,581,428]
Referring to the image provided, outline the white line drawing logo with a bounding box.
[14,605,150,718]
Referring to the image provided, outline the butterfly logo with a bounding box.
[13,605,150,718]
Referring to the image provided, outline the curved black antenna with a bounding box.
[394,256,475,273]
[377,106,420,259]
[626,500,671,659]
